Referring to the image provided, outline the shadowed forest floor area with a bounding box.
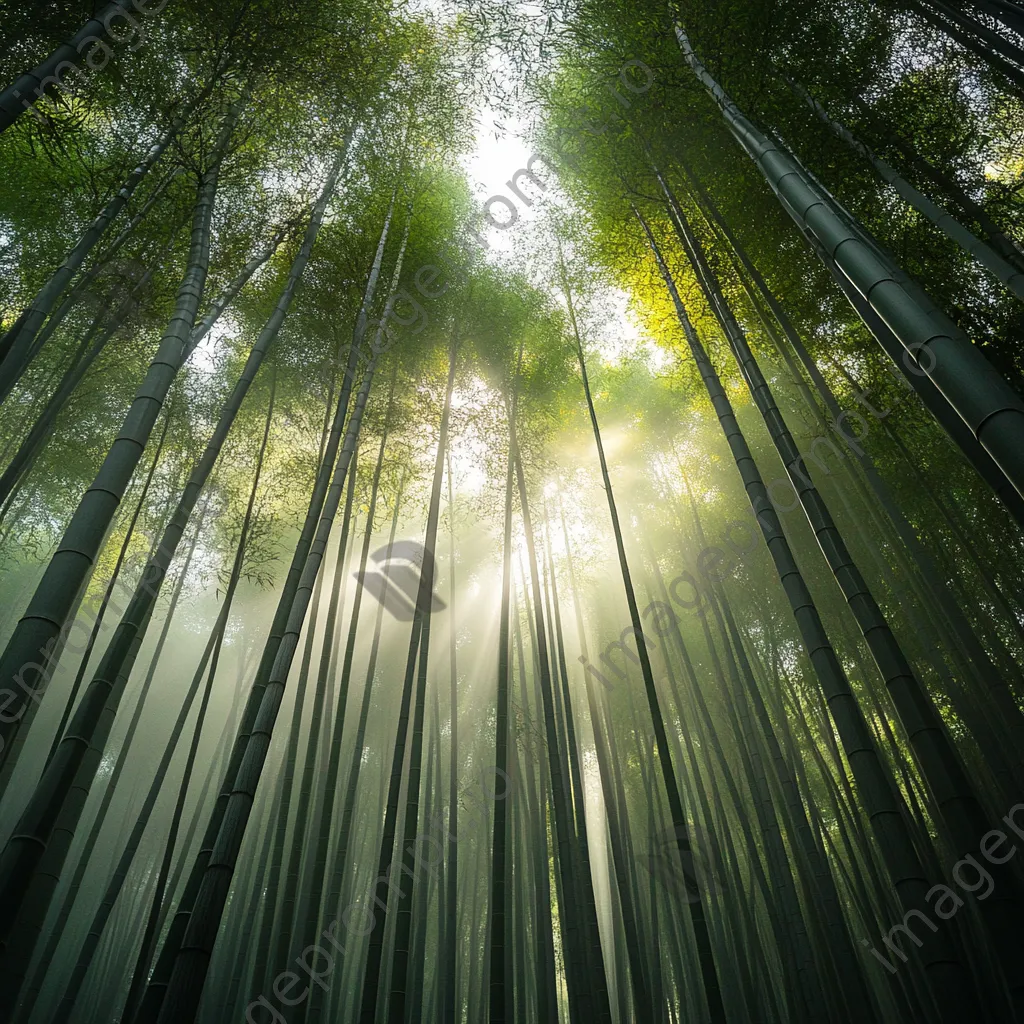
[2,1,1024,1022]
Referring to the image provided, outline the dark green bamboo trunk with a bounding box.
[660,190,1024,1012]
[154,350,378,1021]
[513,596,559,1024]
[0,89,247,768]
[562,252,725,1023]
[294,379,399,1024]
[443,454,460,1024]
[673,23,1024,514]
[540,503,610,1023]
[57,377,273,1020]
[786,78,1024,299]
[488,365,518,1024]
[0,141,343,1009]
[0,224,185,510]
[325,466,407,981]
[247,374,345,998]
[562,499,659,1022]
[639,209,982,1022]
[130,185,395,1024]
[0,124,181,399]
[274,448,360,974]
[360,332,456,1024]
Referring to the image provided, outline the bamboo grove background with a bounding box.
[1,0,1024,1022]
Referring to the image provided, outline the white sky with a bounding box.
[461,106,538,253]
[392,0,665,374]
[464,109,534,199]
[459,107,662,371]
